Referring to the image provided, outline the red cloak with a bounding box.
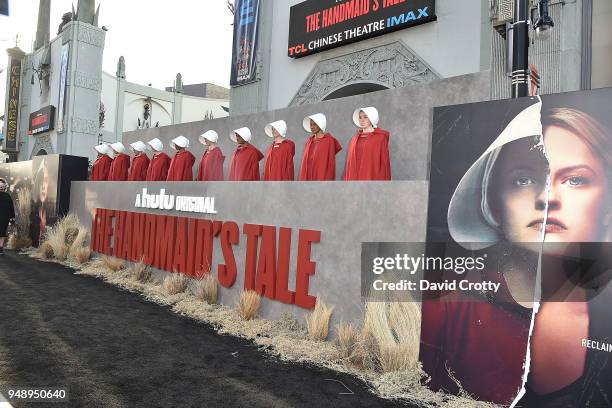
[229,143,264,181]
[420,272,530,405]
[146,152,171,181]
[90,155,112,181]
[264,139,295,181]
[196,147,225,181]
[298,133,342,181]
[167,150,196,181]
[108,153,130,181]
[128,153,150,181]
[343,128,391,180]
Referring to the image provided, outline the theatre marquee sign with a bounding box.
[288,0,436,58]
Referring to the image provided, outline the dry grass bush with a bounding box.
[101,255,125,271]
[335,322,360,362]
[64,227,80,246]
[68,228,88,256]
[45,231,69,260]
[131,259,152,283]
[236,290,261,320]
[163,272,188,295]
[193,273,218,304]
[359,300,421,373]
[41,214,84,261]
[8,188,32,249]
[71,246,91,265]
[37,241,54,259]
[355,329,381,371]
[378,343,416,374]
[306,300,334,341]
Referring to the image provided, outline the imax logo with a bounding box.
[387,7,430,27]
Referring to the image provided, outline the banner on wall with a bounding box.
[288,0,436,58]
[56,44,69,133]
[419,89,612,406]
[3,55,22,151]
[230,0,261,86]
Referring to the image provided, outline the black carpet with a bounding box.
[0,251,407,408]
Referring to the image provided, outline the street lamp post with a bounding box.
[511,0,530,98]
[511,0,554,98]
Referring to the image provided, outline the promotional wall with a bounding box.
[69,181,427,324]
[73,71,491,328]
[71,68,612,404]
[419,88,612,406]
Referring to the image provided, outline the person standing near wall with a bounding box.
[108,142,131,181]
[0,178,15,254]
[146,138,171,181]
[264,120,295,181]
[299,113,342,181]
[196,131,225,181]
[344,107,391,180]
[128,141,150,181]
[166,136,196,181]
[228,127,264,181]
[90,144,113,181]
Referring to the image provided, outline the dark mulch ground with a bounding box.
[0,251,411,408]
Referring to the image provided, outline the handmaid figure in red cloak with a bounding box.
[166,135,196,181]
[263,120,295,181]
[343,106,391,181]
[196,130,225,181]
[228,127,263,181]
[90,143,113,181]
[145,138,171,181]
[127,141,150,181]
[298,113,342,181]
[108,142,130,181]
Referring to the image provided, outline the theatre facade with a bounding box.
[229,0,612,115]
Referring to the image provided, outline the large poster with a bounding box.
[0,155,87,246]
[230,0,260,86]
[30,156,59,246]
[421,89,612,406]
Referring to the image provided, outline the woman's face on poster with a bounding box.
[492,127,610,247]
[39,165,49,203]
